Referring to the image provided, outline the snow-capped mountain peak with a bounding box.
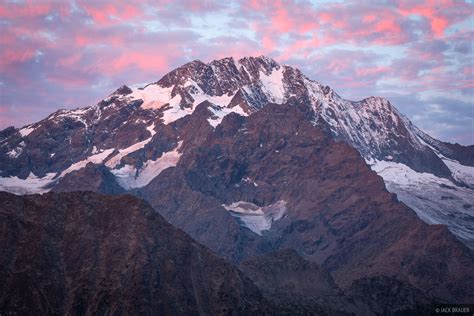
[1,55,473,247]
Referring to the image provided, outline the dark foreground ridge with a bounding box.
[1,190,465,316]
[0,191,268,315]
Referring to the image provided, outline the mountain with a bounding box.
[1,56,473,308]
[138,102,474,304]
[51,163,125,195]
[1,56,472,248]
[0,191,437,315]
[239,249,371,315]
[0,191,269,315]
[239,249,432,315]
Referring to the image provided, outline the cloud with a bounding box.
[0,0,472,144]
[390,94,474,144]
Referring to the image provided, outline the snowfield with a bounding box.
[369,159,474,244]
[0,172,57,195]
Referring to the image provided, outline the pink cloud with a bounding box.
[57,53,83,67]
[262,35,276,50]
[398,0,471,38]
[463,66,473,77]
[75,35,91,46]
[318,12,332,24]
[363,14,376,23]
[74,33,124,47]
[46,73,90,87]
[0,2,53,18]
[0,48,37,70]
[77,1,144,25]
[355,66,390,77]
[374,19,400,34]
[431,16,448,37]
[277,36,320,61]
[104,52,169,74]
[271,1,292,32]
[399,5,446,37]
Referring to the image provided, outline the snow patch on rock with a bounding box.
[7,141,26,158]
[111,141,183,189]
[54,107,92,129]
[105,123,156,168]
[131,80,237,125]
[222,200,287,235]
[185,79,235,107]
[160,95,192,125]
[0,172,57,195]
[131,84,174,110]
[416,134,474,188]
[259,67,285,103]
[242,177,258,187]
[60,148,115,177]
[19,127,34,137]
[443,158,474,188]
[207,104,248,128]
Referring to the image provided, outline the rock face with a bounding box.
[347,276,432,315]
[239,249,371,315]
[0,191,269,315]
[0,55,472,246]
[142,103,474,304]
[239,249,435,315]
[52,163,125,195]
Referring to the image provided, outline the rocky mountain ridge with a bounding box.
[0,191,269,315]
[1,191,443,315]
[1,56,474,313]
[135,103,473,304]
[1,55,472,247]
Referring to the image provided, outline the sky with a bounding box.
[0,0,473,144]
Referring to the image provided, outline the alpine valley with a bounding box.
[1,56,473,315]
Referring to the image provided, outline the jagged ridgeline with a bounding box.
[1,56,472,247]
[1,56,473,313]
